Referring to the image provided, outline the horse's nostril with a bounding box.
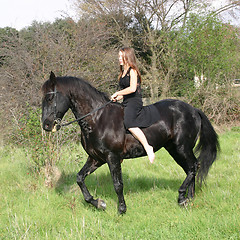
[44,123,50,130]
[43,118,52,130]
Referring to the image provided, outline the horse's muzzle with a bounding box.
[43,119,61,132]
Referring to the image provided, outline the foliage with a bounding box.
[175,14,239,84]
[186,84,240,124]
[9,106,54,172]
[8,105,79,173]
[0,130,240,239]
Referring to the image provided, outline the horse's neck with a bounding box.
[69,91,105,119]
[68,91,103,138]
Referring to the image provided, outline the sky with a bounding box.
[0,0,239,30]
[0,0,76,30]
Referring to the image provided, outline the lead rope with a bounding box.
[59,100,113,127]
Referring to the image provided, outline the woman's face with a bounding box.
[119,51,124,66]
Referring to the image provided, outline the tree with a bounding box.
[73,0,240,100]
[175,14,239,88]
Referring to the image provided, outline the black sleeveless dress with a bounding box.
[119,68,160,129]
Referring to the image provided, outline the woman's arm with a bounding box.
[111,69,137,101]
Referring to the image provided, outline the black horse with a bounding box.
[42,72,219,214]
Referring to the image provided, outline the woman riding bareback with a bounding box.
[111,47,155,163]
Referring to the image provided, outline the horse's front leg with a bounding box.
[77,156,106,210]
[107,154,126,214]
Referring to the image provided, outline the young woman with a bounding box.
[111,47,155,163]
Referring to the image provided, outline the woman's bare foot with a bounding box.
[146,146,155,164]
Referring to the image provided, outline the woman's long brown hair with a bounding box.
[118,47,142,82]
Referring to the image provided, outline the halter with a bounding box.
[45,86,62,127]
[45,86,112,128]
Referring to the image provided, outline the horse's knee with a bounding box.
[77,172,94,203]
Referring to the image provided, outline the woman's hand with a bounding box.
[115,95,123,101]
[111,92,123,102]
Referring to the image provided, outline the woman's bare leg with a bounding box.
[128,127,155,163]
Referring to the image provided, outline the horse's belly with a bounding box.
[123,124,170,159]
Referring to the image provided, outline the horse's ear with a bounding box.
[50,71,56,84]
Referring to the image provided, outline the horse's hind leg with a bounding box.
[187,168,197,200]
[177,165,197,205]
[165,144,197,205]
[77,156,106,210]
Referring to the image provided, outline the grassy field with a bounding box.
[0,127,240,239]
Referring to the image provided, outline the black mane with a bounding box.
[42,76,110,103]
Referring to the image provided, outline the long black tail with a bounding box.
[195,109,220,185]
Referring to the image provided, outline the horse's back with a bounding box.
[153,99,194,112]
[153,99,201,124]
[153,99,201,146]
[145,99,201,145]
[111,98,201,134]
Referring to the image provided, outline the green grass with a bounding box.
[0,128,240,239]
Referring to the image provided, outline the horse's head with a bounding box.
[42,72,70,132]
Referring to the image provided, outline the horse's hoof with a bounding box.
[118,204,127,215]
[178,198,189,207]
[97,199,106,210]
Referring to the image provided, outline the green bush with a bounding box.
[10,106,58,172]
[10,105,80,173]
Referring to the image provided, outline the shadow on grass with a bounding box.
[55,170,183,200]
